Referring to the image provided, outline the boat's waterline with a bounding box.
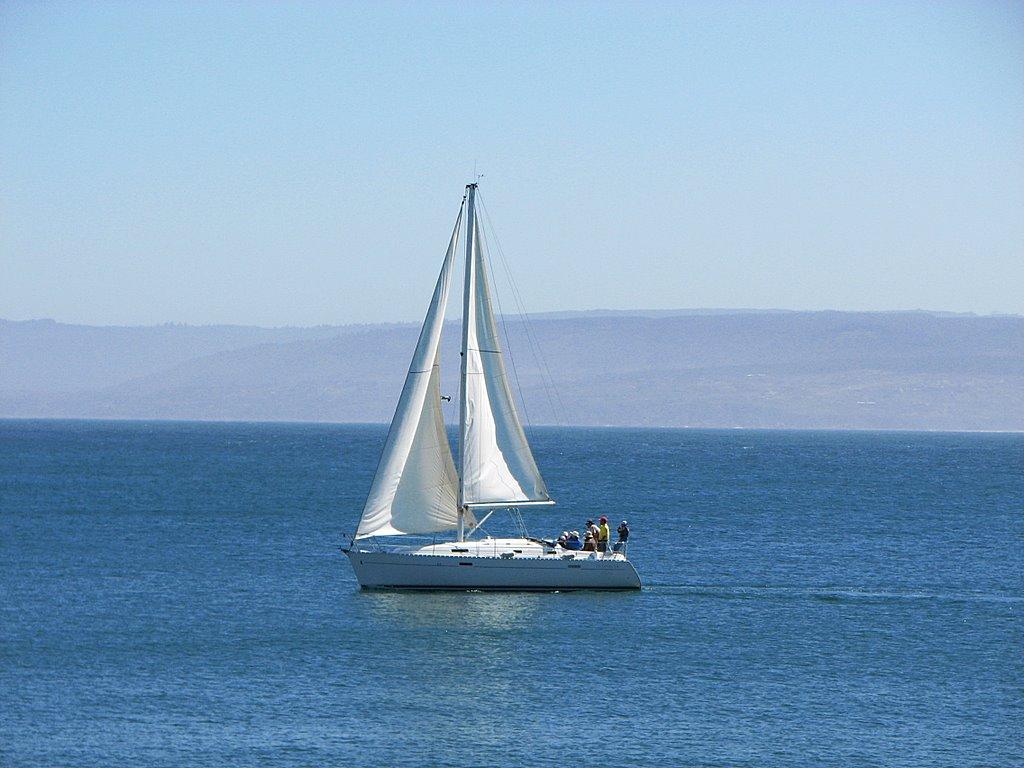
[344,537,641,591]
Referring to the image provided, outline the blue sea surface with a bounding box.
[1,420,1021,767]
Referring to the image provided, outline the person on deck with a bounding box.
[613,520,630,553]
[565,531,583,550]
[597,516,611,553]
[584,519,599,551]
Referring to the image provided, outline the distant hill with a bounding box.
[2,311,1021,430]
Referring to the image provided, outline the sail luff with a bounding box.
[354,201,471,539]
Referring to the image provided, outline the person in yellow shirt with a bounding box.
[597,516,611,553]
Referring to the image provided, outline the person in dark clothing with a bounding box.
[613,520,630,553]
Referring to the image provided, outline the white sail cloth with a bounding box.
[355,208,473,539]
[459,191,551,506]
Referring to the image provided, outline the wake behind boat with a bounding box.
[343,184,640,591]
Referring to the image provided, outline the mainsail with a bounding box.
[355,205,472,538]
[459,186,551,507]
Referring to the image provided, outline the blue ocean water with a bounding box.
[0,419,1021,767]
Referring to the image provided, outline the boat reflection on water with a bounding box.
[357,588,543,633]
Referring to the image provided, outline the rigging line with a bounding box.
[476,191,569,426]
[477,190,567,426]
[476,192,554,423]
[476,206,534,431]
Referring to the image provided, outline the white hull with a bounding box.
[344,538,641,591]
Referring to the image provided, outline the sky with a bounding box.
[2,1,1022,326]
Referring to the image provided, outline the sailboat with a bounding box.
[343,184,640,590]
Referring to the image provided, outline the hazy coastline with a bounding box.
[4,309,1021,432]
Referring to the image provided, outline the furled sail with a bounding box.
[459,188,551,507]
[355,206,474,538]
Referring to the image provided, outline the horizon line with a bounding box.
[3,307,1021,331]
[1,415,1022,436]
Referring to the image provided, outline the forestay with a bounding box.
[355,206,474,538]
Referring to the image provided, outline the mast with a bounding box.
[457,183,477,541]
